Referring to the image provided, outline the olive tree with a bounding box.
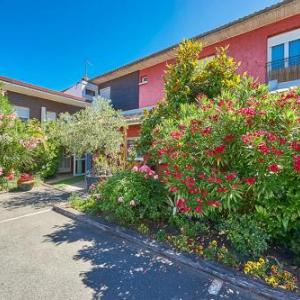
[56,98,127,174]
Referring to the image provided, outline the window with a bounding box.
[99,87,111,99]
[271,44,284,70]
[85,89,96,97]
[289,39,300,66]
[139,75,148,85]
[14,106,29,121]
[46,111,56,121]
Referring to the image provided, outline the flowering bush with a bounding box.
[95,170,169,223]
[149,78,300,246]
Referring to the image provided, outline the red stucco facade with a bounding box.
[138,14,300,108]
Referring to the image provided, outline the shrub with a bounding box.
[150,80,300,245]
[138,40,241,159]
[69,193,101,215]
[97,169,169,224]
[223,216,270,258]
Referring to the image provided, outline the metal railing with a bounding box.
[266,55,300,83]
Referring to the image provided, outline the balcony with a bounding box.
[267,55,300,90]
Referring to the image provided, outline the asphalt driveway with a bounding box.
[0,185,264,300]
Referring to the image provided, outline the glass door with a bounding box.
[73,155,86,176]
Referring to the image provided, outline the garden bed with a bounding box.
[58,200,300,299]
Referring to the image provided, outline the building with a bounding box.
[87,0,300,149]
[0,76,90,175]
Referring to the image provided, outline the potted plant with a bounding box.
[17,173,34,191]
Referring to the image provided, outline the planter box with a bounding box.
[17,180,34,192]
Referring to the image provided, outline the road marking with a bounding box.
[0,209,51,224]
[208,279,223,295]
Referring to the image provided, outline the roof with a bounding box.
[91,0,300,85]
[0,76,89,108]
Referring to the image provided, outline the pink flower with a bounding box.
[0,167,3,176]
[201,127,212,136]
[132,166,139,172]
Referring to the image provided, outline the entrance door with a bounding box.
[73,155,86,176]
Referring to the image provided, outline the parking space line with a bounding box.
[0,209,52,224]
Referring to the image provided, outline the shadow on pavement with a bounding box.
[44,219,254,300]
[0,186,69,211]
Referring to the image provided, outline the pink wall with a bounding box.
[139,14,300,108]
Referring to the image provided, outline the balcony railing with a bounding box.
[266,55,300,83]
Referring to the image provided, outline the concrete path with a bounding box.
[0,186,264,300]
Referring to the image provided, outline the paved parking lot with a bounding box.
[0,186,264,300]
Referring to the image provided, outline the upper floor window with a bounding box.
[99,87,111,100]
[267,28,300,89]
[85,89,96,97]
[139,75,148,85]
[46,111,56,121]
[14,105,29,121]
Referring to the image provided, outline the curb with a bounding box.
[52,204,300,300]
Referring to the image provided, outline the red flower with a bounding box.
[290,141,300,152]
[279,138,287,145]
[207,200,221,208]
[293,155,300,172]
[238,107,256,116]
[207,176,222,184]
[158,148,168,156]
[267,164,281,173]
[217,187,228,193]
[198,173,206,180]
[214,144,226,154]
[194,205,203,214]
[170,131,183,140]
[176,198,190,213]
[182,176,196,189]
[225,172,237,181]
[245,177,256,185]
[258,143,270,154]
[201,127,212,136]
[223,134,235,143]
[178,124,187,131]
[271,147,284,156]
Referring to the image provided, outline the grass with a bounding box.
[53,175,84,188]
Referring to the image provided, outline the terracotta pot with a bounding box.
[17,180,35,191]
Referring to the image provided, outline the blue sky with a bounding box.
[0,0,279,90]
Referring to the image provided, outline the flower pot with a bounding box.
[17,180,35,191]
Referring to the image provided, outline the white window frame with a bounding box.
[14,105,30,120]
[139,75,149,85]
[268,28,300,68]
[99,87,111,100]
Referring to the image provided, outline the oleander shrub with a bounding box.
[97,168,170,224]
[150,79,300,246]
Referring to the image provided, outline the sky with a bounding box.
[0,0,280,91]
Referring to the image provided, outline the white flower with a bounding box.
[153,175,159,180]
[118,196,124,203]
[129,200,136,206]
